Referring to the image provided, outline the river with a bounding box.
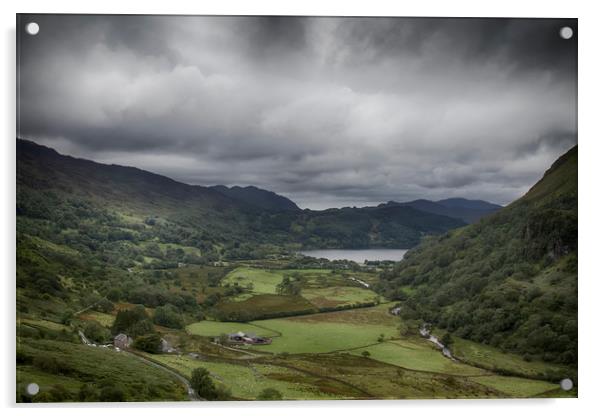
[299,248,408,263]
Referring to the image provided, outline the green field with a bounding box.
[78,311,115,327]
[149,355,343,400]
[349,339,486,376]
[302,286,378,308]
[449,336,573,380]
[222,267,283,294]
[186,321,280,337]
[215,294,317,321]
[248,319,398,354]
[470,375,559,397]
[18,318,70,332]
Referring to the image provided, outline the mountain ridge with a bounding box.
[16,138,466,250]
[380,197,501,224]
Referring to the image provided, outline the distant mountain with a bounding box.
[436,198,501,211]
[379,146,577,365]
[380,198,501,224]
[210,185,299,212]
[16,139,464,250]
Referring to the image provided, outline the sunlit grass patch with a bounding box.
[302,286,378,308]
[186,321,279,338]
[222,267,284,294]
[349,339,486,376]
[78,311,115,327]
[248,316,399,354]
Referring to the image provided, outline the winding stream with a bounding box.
[419,325,455,361]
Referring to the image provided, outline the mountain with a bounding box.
[381,198,501,224]
[16,139,464,252]
[437,198,502,211]
[210,185,299,212]
[378,146,577,366]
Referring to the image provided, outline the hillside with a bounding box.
[210,185,299,212]
[16,139,465,259]
[381,198,501,224]
[377,146,577,366]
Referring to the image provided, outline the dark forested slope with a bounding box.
[378,146,577,365]
[381,198,501,224]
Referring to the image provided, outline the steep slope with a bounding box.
[378,146,577,365]
[210,185,299,212]
[286,204,465,249]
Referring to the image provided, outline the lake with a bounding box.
[299,249,408,263]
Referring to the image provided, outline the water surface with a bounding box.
[299,249,408,263]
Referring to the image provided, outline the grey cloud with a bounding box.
[18,15,577,209]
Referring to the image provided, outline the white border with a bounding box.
[2,1,601,415]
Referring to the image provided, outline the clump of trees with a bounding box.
[111,305,154,337]
[83,321,111,343]
[190,367,231,400]
[132,333,163,353]
[153,304,184,329]
[276,276,302,296]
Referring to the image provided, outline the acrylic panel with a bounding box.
[16,14,577,402]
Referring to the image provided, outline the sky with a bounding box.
[17,15,577,209]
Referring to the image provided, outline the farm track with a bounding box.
[126,349,203,401]
[76,329,202,401]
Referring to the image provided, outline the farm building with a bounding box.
[228,331,272,345]
[114,333,133,349]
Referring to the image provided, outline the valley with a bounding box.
[16,140,577,401]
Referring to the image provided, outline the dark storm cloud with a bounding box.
[17,15,577,209]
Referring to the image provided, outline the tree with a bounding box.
[441,332,454,347]
[153,304,184,329]
[190,367,220,400]
[257,388,283,401]
[133,333,162,353]
[83,321,111,343]
[361,350,371,358]
[276,276,302,296]
[111,305,154,336]
[93,298,114,313]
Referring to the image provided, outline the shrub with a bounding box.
[99,385,126,402]
[133,333,162,353]
[79,384,99,402]
[33,356,72,375]
[257,388,283,401]
[190,367,230,400]
[83,321,111,343]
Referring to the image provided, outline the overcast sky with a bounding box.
[18,15,577,209]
